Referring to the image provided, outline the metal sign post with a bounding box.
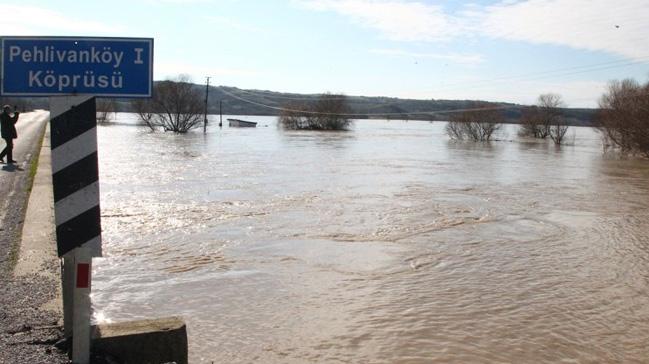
[2,36,153,364]
[50,95,101,363]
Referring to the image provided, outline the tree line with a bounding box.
[444,93,570,145]
[115,74,648,157]
[442,78,649,157]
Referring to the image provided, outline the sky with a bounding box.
[1,0,648,107]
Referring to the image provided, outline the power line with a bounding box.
[220,55,649,103]
[223,87,405,111]
[220,87,519,117]
[223,87,353,101]
[422,56,649,94]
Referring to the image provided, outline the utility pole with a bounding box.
[204,76,210,133]
[219,100,223,127]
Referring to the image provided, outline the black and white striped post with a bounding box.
[50,96,102,364]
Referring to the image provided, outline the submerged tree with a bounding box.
[96,98,117,123]
[279,102,309,129]
[279,93,353,130]
[549,116,569,145]
[131,75,203,133]
[539,94,570,145]
[597,78,649,157]
[132,97,156,131]
[445,102,503,141]
[519,93,567,142]
[519,105,548,138]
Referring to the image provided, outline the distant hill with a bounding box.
[1,83,597,126]
[201,86,597,126]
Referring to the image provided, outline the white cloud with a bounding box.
[0,5,126,36]
[299,0,649,61]
[476,0,649,61]
[370,48,484,65]
[297,0,462,41]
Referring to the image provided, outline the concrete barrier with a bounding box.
[15,115,190,363]
[92,316,188,364]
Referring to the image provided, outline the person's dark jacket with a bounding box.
[0,112,19,139]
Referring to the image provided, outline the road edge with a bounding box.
[1,112,48,275]
[13,121,62,314]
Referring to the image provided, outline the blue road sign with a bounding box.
[1,37,153,97]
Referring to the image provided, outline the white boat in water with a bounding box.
[227,118,258,127]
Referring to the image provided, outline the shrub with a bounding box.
[131,75,203,133]
[279,93,352,130]
[597,79,649,157]
[445,102,503,141]
[96,98,117,123]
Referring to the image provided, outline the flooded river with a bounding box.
[93,115,649,363]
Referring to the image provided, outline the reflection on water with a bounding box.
[93,114,649,363]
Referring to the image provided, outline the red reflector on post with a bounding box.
[76,263,90,288]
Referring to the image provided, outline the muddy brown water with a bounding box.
[93,115,649,363]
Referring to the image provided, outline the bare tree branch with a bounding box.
[445,102,503,141]
[279,93,353,130]
[130,75,204,133]
[96,98,117,124]
[597,79,649,157]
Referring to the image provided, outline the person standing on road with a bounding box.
[0,105,20,164]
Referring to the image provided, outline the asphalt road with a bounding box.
[0,110,49,274]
